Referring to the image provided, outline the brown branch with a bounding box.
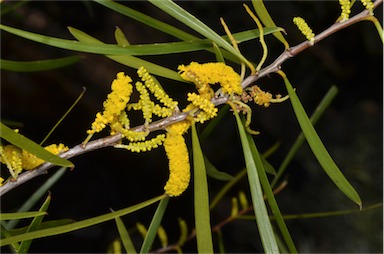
[0,0,382,196]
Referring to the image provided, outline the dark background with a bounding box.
[1,1,382,253]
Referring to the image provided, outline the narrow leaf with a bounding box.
[0,212,46,221]
[0,123,73,168]
[0,56,81,72]
[191,123,214,253]
[68,26,183,82]
[271,86,339,188]
[252,0,289,49]
[18,194,51,253]
[204,155,233,181]
[231,106,279,253]
[281,72,362,207]
[8,219,74,236]
[114,26,130,46]
[0,195,165,246]
[5,167,67,230]
[140,196,169,253]
[246,132,297,253]
[148,0,251,65]
[40,87,86,145]
[212,42,225,63]
[115,217,137,254]
[260,153,276,175]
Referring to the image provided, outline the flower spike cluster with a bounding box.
[339,0,351,21]
[178,62,241,124]
[293,17,315,44]
[0,143,68,181]
[87,72,133,136]
[361,0,374,14]
[163,121,191,197]
[178,62,242,96]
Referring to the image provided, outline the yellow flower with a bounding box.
[166,121,191,136]
[178,62,242,96]
[115,134,166,152]
[163,129,190,197]
[135,81,154,123]
[339,0,351,21]
[87,72,133,135]
[187,92,218,120]
[0,177,4,186]
[0,145,22,179]
[293,17,315,44]
[22,143,69,170]
[361,0,374,14]
[251,86,273,107]
[0,143,68,179]
[137,66,178,110]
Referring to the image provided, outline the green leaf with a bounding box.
[67,26,183,82]
[260,153,276,175]
[246,132,297,253]
[0,123,73,168]
[204,155,233,181]
[0,195,165,246]
[5,167,67,230]
[1,24,276,58]
[140,196,169,253]
[231,106,279,253]
[115,217,137,254]
[251,0,289,49]
[18,194,51,253]
[40,87,86,145]
[114,26,130,46]
[191,123,214,253]
[0,212,46,221]
[8,220,74,236]
[281,73,362,207]
[0,56,81,72]
[148,0,251,65]
[212,42,225,63]
[271,86,339,188]
[94,0,196,41]
[1,225,19,252]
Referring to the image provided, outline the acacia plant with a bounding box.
[0,0,382,253]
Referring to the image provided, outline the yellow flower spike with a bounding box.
[293,17,315,45]
[152,104,174,118]
[166,121,191,136]
[135,81,154,123]
[162,121,191,197]
[252,86,273,107]
[115,134,165,152]
[136,223,148,239]
[86,72,133,136]
[22,144,69,170]
[137,66,178,110]
[157,225,168,248]
[187,92,218,120]
[339,0,351,21]
[0,145,23,179]
[361,0,374,14]
[120,129,149,142]
[178,62,242,96]
[163,131,190,197]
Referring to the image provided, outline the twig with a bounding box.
[0,0,382,196]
